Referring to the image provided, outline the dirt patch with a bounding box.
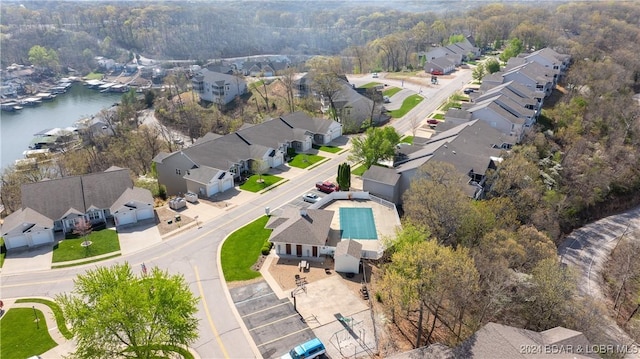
[154,206,195,236]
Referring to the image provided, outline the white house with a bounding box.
[110,187,155,227]
[1,208,54,250]
[334,239,362,274]
[192,69,247,105]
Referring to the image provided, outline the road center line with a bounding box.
[194,265,229,359]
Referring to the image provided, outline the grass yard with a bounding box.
[400,136,414,144]
[432,113,445,120]
[0,308,57,359]
[288,153,325,169]
[221,216,271,282]
[383,87,402,97]
[389,94,424,118]
[358,82,383,89]
[52,229,120,263]
[15,298,73,340]
[84,72,104,80]
[352,164,368,176]
[239,174,284,192]
[313,144,342,153]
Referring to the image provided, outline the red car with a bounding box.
[315,181,339,193]
[426,119,439,125]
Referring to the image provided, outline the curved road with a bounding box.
[0,71,470,358]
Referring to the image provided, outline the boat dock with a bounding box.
[1,101,24,112]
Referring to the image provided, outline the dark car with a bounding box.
[463,88,476,94]
[426,119,439,125]
[315,181,339,193]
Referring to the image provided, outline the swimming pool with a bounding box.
[339,207,378,240]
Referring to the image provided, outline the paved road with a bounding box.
[558,206,640,358]
[0,72,469,358]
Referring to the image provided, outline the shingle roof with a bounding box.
[1,207,53,235]
[182,166,221,185]
[452,322,595,358]
[178,133,270,172]
[335,239,362,258]
[362,165,400,186]
[268,207,334,246]
[21,168,133,220]
[237,117,303,149]
[110,187,154,213]
[280,111,335,134]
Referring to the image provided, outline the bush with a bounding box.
[261,240,273,255]
[287,147,296,157]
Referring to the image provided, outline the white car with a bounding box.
[302,193,320,203]
[372,72,378,78]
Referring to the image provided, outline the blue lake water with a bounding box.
[0,84,122,170]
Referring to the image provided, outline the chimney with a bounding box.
[300,208,307,217]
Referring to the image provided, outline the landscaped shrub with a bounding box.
[261,240,273,255]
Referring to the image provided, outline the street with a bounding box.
[0,69,471,358]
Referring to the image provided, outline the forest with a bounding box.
[1,0,640,354]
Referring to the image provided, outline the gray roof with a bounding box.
[362,165,400,186]
[110,187,154,212]
[335,239,362,258]
[183,166,222,185]
[178,133,270,172]
[281,111,336,134]
[476,83,538,109]
[152,152,171,163]
[21,168,133,220]
[268,207,335,246]
[503,61,554,86]
[453,322,596,358]
[1,207,53,235]
[238,117,307,149]
[427,57,456,69]
[193,132,223,145]
[197,69,243,86]
[467,100,526,125]
[474,94,536,119]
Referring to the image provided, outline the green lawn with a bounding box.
[353,164,368,176]
[221,216,271,281]
[85,72,103,80]
[0,308,57,359]
[432,113,445,120]
[400,136,414,144]
[313,145,342,153]
[389,94,424,118]
[358,82,383,89]
[52,229,120,263]
[288,153,325,169]
[15,298,73,340]
[239,174,284,192]
[383,87,402,97]
[0,237,5,268]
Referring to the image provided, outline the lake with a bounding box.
[0,83,123,170]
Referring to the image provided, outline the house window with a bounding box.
[88,211,101,221]
[176,169,181,175]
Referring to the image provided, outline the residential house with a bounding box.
[363,120,508,204]
[501,61,556,98]
[1,167,154,251]
[387,322,596,359]
[1,208,55,250]
[475,80,543,114]
[463,99,527,141]
[424,57,456,75]
[153,112,342,197]
[192,69,247,105]
[334,239,363,274]
[267,207,335,258]
[325,80,386,132]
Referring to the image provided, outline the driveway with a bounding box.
[558,205,640,356]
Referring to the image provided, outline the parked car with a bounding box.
[426,119,439,125]
[372,72,378,78]
[315,181,339,193]
[431,70,443,75]
[383,96,390,103]
[281,338,326,359]
[302,193,320,203]
[463,88,475,94]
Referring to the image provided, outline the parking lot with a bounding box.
[230,280,323,359]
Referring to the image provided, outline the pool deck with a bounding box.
[322,198,401,255]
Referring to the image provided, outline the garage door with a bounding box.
[221,177,234,192]
[272,154,283,167]
[116,210,136,226]
[136,208,154,221]
[6,234,28,249]
[31,230,53,246]
[207,183,219,197]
